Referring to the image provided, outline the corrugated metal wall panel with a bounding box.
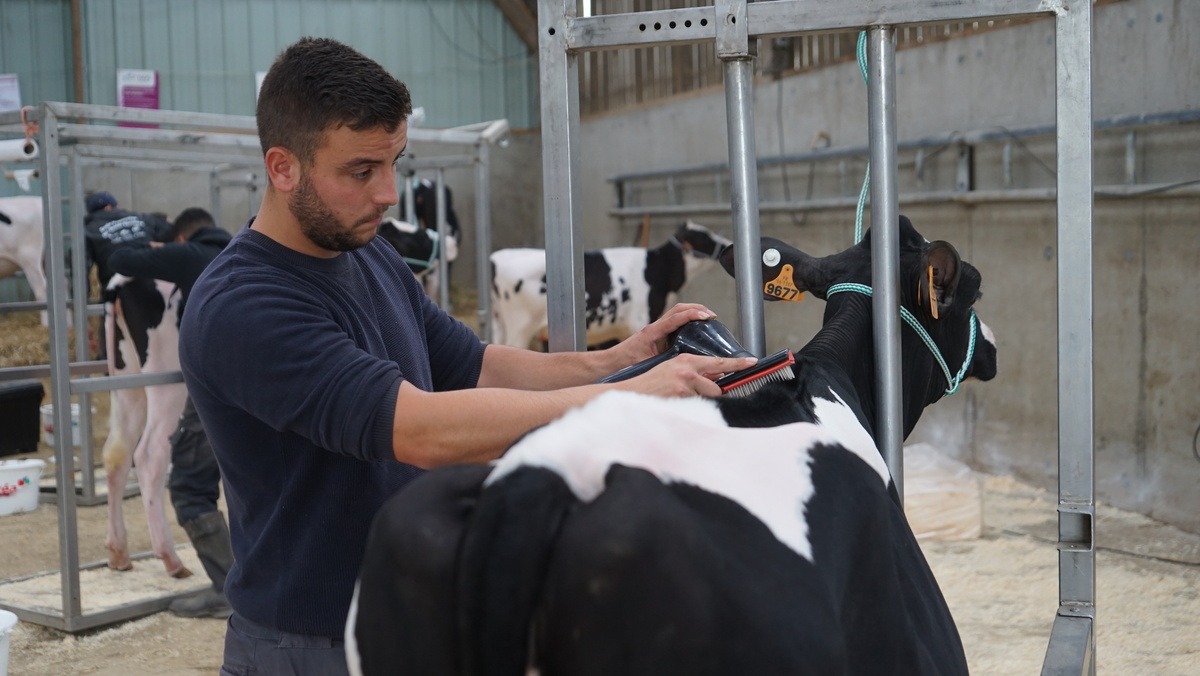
[75,0,536,127]
[166,0,201,111]
[0,0,73,108]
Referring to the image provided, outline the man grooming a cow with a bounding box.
[106,207,234,619]
[178,37,754,675]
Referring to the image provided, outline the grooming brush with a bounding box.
[599,319,796,396]
[715,348,796,397]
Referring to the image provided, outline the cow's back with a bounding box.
[581,247,653,345]
[489,248,550,348]
[489,246,657,349]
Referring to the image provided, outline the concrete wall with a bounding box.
[479,0,1200,533]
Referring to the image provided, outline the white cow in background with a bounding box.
[489,221,732,350]
[0,195,48,325]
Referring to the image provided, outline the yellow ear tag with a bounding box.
[927,264,939,319]
[765,264,803,302]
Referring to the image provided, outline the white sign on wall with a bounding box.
[117,68,160,128]
[0,74,21,113]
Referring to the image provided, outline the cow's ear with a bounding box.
[919,241,962,319]
[722,238,809,302]
[719,243,737,277]
[898,215,927,249]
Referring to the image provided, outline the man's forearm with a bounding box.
[391,380,604,467]
[477,344,623,391]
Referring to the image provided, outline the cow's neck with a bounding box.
[644,244,686,321]
[798,293,926,442]
[799,295,877,434]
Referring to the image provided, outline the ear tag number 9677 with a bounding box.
[764,264,803,302]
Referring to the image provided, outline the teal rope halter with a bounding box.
[854,31,870,244]
[401,234,442,277]
[826,282,978,396]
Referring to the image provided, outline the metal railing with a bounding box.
[538,2,1096,673]
[607,108,1200,219]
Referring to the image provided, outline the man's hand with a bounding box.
[614,303,720,366]
[617,353,757,399]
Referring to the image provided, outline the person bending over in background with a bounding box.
[179,37,755,676]
[108,207,234,619]
[81,192,173,361]
[82,191,172,293]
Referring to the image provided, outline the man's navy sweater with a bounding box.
[179,226,485,637]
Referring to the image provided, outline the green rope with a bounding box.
[854,31,870,244]
[826,282,978,396]
[401,234,441,275]
[841,36,982,395]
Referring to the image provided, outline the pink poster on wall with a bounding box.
[117,69,159,128]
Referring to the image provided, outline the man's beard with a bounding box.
[290,170,379,252]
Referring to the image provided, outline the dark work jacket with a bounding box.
[84,208,173,292]
[107,226,233,326]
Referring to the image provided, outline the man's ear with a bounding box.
[264,146,301,193]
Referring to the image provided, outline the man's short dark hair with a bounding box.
[170,207,215,241]
[256,37,413,164]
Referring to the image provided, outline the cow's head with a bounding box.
[670,221,732,281]
[673,221,730,259]
[720,215,997,430]
[403,179,460,238]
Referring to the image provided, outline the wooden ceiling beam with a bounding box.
[493,0,539,54]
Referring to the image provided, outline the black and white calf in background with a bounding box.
[101,273,191,578]
[489,220,733,349]
[377,179,461,300]
[347,214,997,675]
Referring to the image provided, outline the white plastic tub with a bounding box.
[40,403,82,447]
[0,608,16,676]
[0,459,45,517]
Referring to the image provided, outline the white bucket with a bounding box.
[40,403,82,447]
[0,459,45,517]
[0,609,17,676]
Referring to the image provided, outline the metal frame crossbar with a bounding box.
[0,102,505,632]
[606,109,1200,218]
[535,1,1094,673]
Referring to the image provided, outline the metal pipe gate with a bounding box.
[534,1,1095,673]
[0,102,506,632]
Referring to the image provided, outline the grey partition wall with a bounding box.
[0,102,504,632]
[535,1,1095,674]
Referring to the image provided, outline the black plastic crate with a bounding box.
[0,380,44,457]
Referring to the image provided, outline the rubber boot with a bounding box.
[169,511,234,619]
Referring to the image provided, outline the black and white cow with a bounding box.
[377,179,462,301]
[489,221,733,349]
[102,274,192,578]
[376,217,458,300]
[347,215,997,675]
[401,178,461,243]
